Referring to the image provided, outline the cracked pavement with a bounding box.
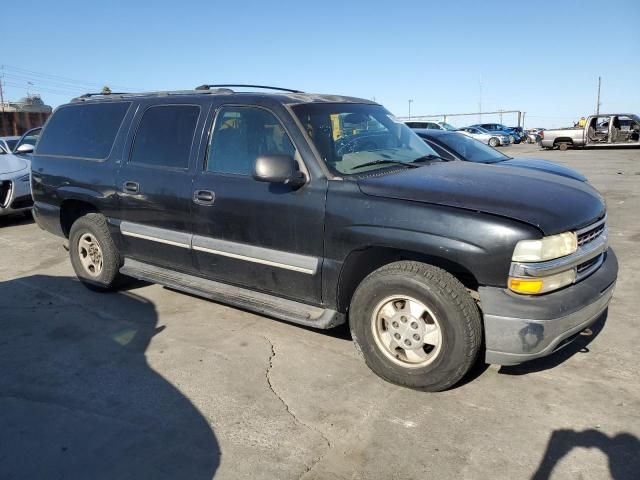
[0,144,639,479]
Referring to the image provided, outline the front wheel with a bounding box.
[69,213,124,291]
[349,261,482,391]
[488,137,499,147]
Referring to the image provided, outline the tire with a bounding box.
[349,261,482,392]
[488,137,499,147]
[69,213,124,291]
[557,142,570,151]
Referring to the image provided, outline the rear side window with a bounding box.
[36,102,130,159]
[129,105,200,169]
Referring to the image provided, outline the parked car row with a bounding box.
[404,121,537,146]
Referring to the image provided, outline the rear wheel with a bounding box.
[488,137,499,147]
[349,261,482,391]
[557,142,570,151]
[69,213,124,291]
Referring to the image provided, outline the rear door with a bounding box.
[190,101,326,304]
[115,100,206,272]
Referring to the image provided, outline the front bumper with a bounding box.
[0,173,33,216]
[480,248,618,365]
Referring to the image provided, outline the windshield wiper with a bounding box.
[351,159,419,170]
[410,154,448,163]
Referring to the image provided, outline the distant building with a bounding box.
[0,95,53,136]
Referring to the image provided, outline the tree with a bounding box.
[101,86,112,95]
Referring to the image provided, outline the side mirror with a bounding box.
[15,144,35,154]
[253,154,305,188]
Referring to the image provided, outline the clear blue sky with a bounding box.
[2,0,639,128]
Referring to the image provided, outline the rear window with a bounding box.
[36,102,130,159]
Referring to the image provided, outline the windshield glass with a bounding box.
[437,133,509,163]
[292,104,437,175]
[439,122,457,131]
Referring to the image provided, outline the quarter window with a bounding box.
[206,106,295,175]
[36,102,130,159]
[130,105,200,169]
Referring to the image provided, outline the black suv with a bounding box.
[31,86,617,391]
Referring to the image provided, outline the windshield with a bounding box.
[292,104,437,175]
[6,139,18,151]
[439,122,457,131]
[437,133,509,163]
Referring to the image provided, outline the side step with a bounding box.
[120,258,344,329]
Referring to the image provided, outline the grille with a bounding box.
[578,222,605,246]
[0,180,12,207]
[577,254,602,274]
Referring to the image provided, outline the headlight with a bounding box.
[512,232,577,262]
[508,269,576,295]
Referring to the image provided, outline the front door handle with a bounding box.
[123,181,140,194]
[193,189,215,205]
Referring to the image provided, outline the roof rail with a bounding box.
[77,92,130,99]
[195,84,304,93]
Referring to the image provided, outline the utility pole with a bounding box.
[595,76,601,114]
[408,99,413,120]
[478,76,482,123]
[0,65,5,114]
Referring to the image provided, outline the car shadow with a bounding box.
[497,310,608,376]
[0,211,34,227]
[531,428,639,480]
[0,275,220,479]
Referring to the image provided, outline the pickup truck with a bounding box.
[541,113,640,150]
[31,86,617,391]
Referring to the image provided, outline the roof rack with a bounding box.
[77,92,130,98]
[195,84,304,93]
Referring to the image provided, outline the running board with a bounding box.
[120,258,344,329]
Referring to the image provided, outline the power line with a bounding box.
[2,64,141,91]
[3,73,90,92]
[3,80,81,97]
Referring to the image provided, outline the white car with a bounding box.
[458,126,510,147]
[404,120,458,131]
[0,128,41,217]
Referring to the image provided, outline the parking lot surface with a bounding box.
[1,144,639,480]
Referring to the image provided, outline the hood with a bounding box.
[356,162,605,235]
[0,153,29,175]
[499,157,587,182]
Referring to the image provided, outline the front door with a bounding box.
[191,103,326,304]
[116,101,205,272]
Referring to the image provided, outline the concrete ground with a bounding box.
[0,144,638,480]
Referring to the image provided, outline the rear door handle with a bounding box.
[193,189,215,205]
[123,181,140,194]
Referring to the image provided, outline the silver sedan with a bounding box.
[458,126,510,147]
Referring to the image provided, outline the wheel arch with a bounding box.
[60,199,101,238]
[336,246,479,313]
[553,137,574,145]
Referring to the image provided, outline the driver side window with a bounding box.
[206,106,295,175]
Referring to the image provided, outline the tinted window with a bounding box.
[6,139,18,151]
[207,106,295,175]
[130,105,200,169]
[36,102,130,159]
